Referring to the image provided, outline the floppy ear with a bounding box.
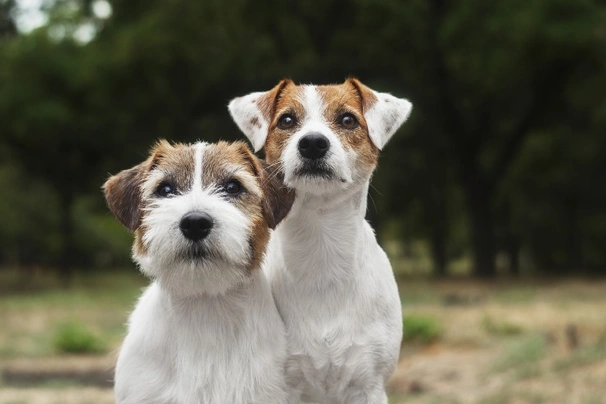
[234,142,295,229]
[228,79,292,152]
[260,161,295,229]
[103,164,145,232]
[348,78,412,150]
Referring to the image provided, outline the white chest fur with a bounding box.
[114,272,288,404]
[266,184,403,404]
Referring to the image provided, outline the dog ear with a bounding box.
[103,164,145,232]
[348,78,412,150]
[228,79,292,152]
[260,161,295,229]
[234,142,295,229]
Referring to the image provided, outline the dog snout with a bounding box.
[298,133,330,160]
[180,211,213,241]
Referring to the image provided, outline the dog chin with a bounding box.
[283,162,350,194]
[135,249,250,297]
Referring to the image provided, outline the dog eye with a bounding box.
[156,182,177,198]
[277,114,296,130]
[224,180,243,196]
[339,113,358,129]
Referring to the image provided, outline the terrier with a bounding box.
[229,79,412,403]
[104,140,294,404]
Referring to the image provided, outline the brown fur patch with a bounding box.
[201,141,294,271]
[105,140,294,272]
[148,140,196,195]
[317,80,379,167]
[265,84,306,164]
[262,79,379,169]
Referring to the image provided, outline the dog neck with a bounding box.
[276,179,371,284]
[159,269,261,315]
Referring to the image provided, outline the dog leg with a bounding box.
[342,385,389,404]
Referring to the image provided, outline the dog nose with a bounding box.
[180,212,213,241]
[298,133,330,160]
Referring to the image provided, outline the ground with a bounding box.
[0,270,605,404]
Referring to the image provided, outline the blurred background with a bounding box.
[0,0,605,403]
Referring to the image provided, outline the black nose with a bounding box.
[179,212,213,241]
[298,133,330,160]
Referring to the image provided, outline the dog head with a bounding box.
[103,140,294,296]
[228,79,412,196]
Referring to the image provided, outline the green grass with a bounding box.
[553,342,606,373]
[53,321,107,354]
[0,269,146,359]
[481,315,524,337]
[490,334,546,377]
[403,314,442,343]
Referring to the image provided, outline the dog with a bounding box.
[229,79,412,403]
[104,140,294,404]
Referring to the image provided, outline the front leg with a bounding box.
[341,385,388,404]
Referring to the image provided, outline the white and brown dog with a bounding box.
[104,140,294,404]
[229,79,412,403]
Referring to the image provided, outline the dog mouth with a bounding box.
[178,243,214,262]
[294,161,335,180]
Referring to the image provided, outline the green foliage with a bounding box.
[53,321,107,354]
[482,316,524,337]
[0,0,605,277]
[403,314,442,343]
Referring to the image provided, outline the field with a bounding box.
[0,270,605,404]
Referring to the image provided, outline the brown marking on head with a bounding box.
[262,79,379,169]
[199,141,294,270]
[265,78,379,168]
[105,140,294,272]
[104,140,196,255]
[318,79,379,167]
[264,84,306,164]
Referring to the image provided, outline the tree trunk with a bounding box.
[507,237,520,276]
[59,191,75,287]
[429,225,448,277]
[463,178,497,278]
[426,187,449,277]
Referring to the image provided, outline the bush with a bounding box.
[403,314,442,343]
[53,321,107,354]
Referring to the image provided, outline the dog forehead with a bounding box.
[275,83,363,121]
[315,83,363,116]
[200,142,256,185]
[153,143,197,187]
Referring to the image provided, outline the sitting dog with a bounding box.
[104,140,294,404]
[229,79,412,403]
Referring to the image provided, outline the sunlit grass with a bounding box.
[0,268,146,359]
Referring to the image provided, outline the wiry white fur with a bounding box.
[136,184,251,297]
[114,142,288,404]
[230,85,409,403]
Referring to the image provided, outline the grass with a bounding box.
[552,341,606,372]
[0,268,146,359]
[481,315,524,337]
[2,269,606,404]
[53,321,107,354]
[403,314,442,343]
[491,334,546,375]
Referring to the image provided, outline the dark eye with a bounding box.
[224,180,243,196]
[277,114,296,130]
[156,182,177,198]
[339,113,358,129]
